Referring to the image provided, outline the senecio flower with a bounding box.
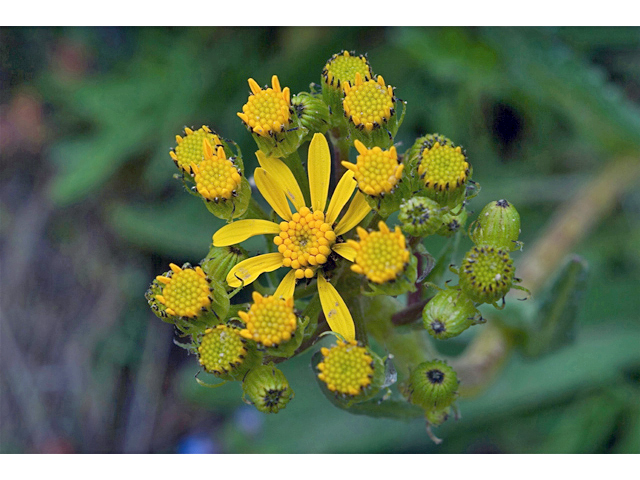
[170,125,221,173]
[342,140,403,197]
[213,133,371,341]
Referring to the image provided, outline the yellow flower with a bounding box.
[170,125,221,173]
[237,75,292,138]
[212,133,372,341]
[190,138,243,202]
[198,324,248,376]
[317,340,374,396]
[347,221,411,284]
[155,263,212,317]
[343,72,395,132]
[322,50,372,92]
[238,291,297,347]
[417,142,469,192]
[342,140,403,197]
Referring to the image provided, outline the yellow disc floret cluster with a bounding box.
[343,73,395,132]
[417,142,469,192]
[273,206,337,280]
[237,75,292,138]
[348,222,410,284]
[322,51,372,90]
[191,141,242,202]
[155,263,211,317]
[198,325,247,375]
[317,340,374,396]
[238,292,297,347]
[343,140,403,196]
[170,125,221,173]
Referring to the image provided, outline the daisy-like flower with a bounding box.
[155,263,212,318]
[191,139,243,203]
[212,133,372,341]
[238,291,297,347]
[342,140,403,197]
[170,125,221,173]
[417,142,471,208]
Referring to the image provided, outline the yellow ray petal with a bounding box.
[335,191,372,236]
[255,151,306,211]
[317,275,355,341]
[212,219,281,246]
[274,270,296,299]
[331,242,358,262]
[308,133,331,213]
[325,170,356,225]
[226,252,283,288]
[254,168,292,221]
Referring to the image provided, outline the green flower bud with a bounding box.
[242,364,294,413]
[407,360,459,410]
[437,207,468,238]
[200,244,248,286]
[425,406,452,427]
[398,196,445,237]
[198,324,261,381]
[458,245,515,304]
[422,288,482,340]
[471,199,522,251]
[291,92,330,140]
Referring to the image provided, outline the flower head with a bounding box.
[343,73,395,133]
[322,50,372,91]
[170,125,221,173]
[154,263,211,318]
[198,324,248,376]
[212,134,372,341]
[191,139,242,202]
[342,140,403,197]
[238,291,297,347]
[317,340,375,396]
[407,360,459,410]
[458,245,515,304]
[417,142,470,208]
[348,221,410,284]
[238,75,292,138]
[398,196,444,237]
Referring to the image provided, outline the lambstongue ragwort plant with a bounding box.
[145,51,532,444]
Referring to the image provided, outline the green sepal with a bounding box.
[363,178,411,219]
[249,113,308,159]
[363,252,418,297]
[346,99,406,150]
[200,244,248,287]
[523,255,588,357]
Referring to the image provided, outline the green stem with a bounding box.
[245,196,269,221]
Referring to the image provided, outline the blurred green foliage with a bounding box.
[3,26,639,453]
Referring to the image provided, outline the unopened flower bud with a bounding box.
[471,199,522,251]
[200,244,248,286]
[407,360,459,410]
[423,288,482,340]
[291,92,330,139]
[458,245,515,305]
[437,208,468,238]
[398,196,445,237]
[242,364,294,414]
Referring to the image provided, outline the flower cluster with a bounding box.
[145,50,529,442]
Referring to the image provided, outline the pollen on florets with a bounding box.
[317,340,375,396]
[170,125,221,173]
[322,51,373,91]
[343,73,395,132]
[197,324,248,375]
[458,245,515,304]
[237,292,297,348]
[273,206,336,280]
[342,140,403,197]
[191,140,242,202]
[348,222,410,284]
[155,263,211,318]
[238,75,292,138]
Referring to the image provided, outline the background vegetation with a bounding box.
[1,26,639,453]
